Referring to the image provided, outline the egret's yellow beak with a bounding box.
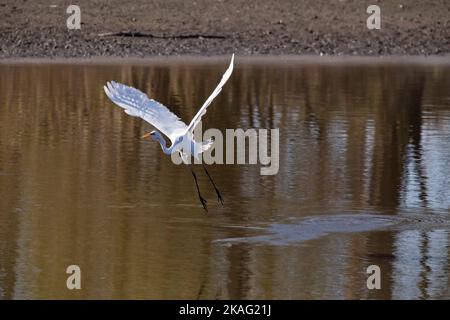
[141,132,151,139]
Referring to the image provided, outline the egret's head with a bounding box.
[150,130,158,141]
[141,130,158,140]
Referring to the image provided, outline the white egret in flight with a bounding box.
[103,54,234,211]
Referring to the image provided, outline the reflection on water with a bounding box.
[0,58,450,299]
[214,212,450,246]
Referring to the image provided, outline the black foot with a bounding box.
[200,196,208,212]
[216,190,224,206]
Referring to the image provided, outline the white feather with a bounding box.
[185,54,234,133]
[103,81,187,143]
[103,55,234,148]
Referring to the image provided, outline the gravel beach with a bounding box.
[0,0,449,58]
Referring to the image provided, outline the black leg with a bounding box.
[189,165,208,212]
[202,164,224,205]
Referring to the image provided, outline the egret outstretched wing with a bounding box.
[104,81,187,143]
[185,54,234,133]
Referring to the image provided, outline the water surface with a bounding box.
[0,58,450,299]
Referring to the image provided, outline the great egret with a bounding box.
[103,54,234,211]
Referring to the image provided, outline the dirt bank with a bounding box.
[1,0,449,58]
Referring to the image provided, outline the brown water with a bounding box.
[0,58,450,299]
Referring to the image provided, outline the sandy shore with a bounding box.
[1,0,449,58]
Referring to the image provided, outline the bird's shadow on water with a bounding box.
[213,212,450,246]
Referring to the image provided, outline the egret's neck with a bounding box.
[154,132,172,155]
